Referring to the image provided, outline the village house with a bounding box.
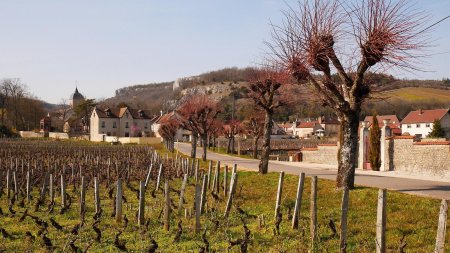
[290,116,339,138]
[152,111,192,142]
[90,106,156,142]
[400,108,450,138]
[278,122,293,135]
[363,114,402,135]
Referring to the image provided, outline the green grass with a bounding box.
[378,87,450,103]
[211,146,254,159]
[0,142,448,252]
[0,171,447,252]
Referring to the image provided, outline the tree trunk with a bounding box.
[252,136,260,159]
[226,137,232,154]
[169,139,174,152]
[259,111,273,174]
[336,112,359,189]
[191,132,197,158]
[201,134,208,161]
[230,135,235,154]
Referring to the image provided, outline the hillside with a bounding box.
[99,68,450,120]
[378,87,450,103]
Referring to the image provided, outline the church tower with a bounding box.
[70,87,85,109]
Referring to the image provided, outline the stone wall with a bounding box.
[301,144,339,165]
[49,132,69,139]
[19,131,45,138]
[103,136,162,144]
[384,137,450,179]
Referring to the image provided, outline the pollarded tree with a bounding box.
[158,118,179,152]
[223,120,241,154]
[268,0,429,188]
[428,119,445,138]
[178,99,199,159]
[208,120,223,150]
[369,114,381,171]
[243,114,265,159]
[178,95,220,161]
[246,66,290,174]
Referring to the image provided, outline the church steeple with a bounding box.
[70,86,85,109]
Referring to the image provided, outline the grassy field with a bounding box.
[377,87,450,103]
[0,143,448,252]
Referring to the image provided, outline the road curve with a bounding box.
[176,143,450,199]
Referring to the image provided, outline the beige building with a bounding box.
[90,106,156,142]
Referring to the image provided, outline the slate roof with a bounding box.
[93,106,155,120]
[71,87,85,100]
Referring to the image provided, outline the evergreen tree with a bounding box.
[369,114,381,171]
[428,119,445,138]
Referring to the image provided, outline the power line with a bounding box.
[417,14,450,34]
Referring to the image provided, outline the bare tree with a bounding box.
[268,0,429,188]
[159,118,179,152]
[243,114,265,159]
[178,102,199,159]
[55,98,72,130]
[1,78,27,130]
[178,95,221,161]
[208,120,222,150]
[223,120,241,154]
[246,66,289,174]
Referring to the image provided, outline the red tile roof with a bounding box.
[364,115,400,128]
[414,141,450,145]
[278,123,292,129]
[296,121,318,128]
[301,147,319,151]
[401,109,449,124]
[386,135,415,140]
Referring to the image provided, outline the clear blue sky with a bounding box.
[0,0,449,104]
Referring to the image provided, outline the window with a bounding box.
[126,112,129,118]
[125,122,129,128]
[144,122,148,129]
[107,132,111,136]
[113,121,116,128]
[101,121,105,128]
[416,124,420,128]
[407,124,411,128]
[426,123,430,127]
[125,132,129,137]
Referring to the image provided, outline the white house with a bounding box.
[291,120,321,138]
[400,108,450,138]
[290,116,340,138]
[90,106,156,142]
[152,111,192,142]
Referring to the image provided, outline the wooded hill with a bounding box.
[100,67,450,121]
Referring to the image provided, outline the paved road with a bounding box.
[176,143,450,199]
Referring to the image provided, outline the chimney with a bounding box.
[418,109,423,115]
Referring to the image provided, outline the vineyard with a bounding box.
[0,140,447,252]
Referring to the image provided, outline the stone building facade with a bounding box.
[90,106,156,142]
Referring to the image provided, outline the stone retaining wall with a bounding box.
[384,138,450,179]
[301,144,339,165]
[49,132,69,139]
